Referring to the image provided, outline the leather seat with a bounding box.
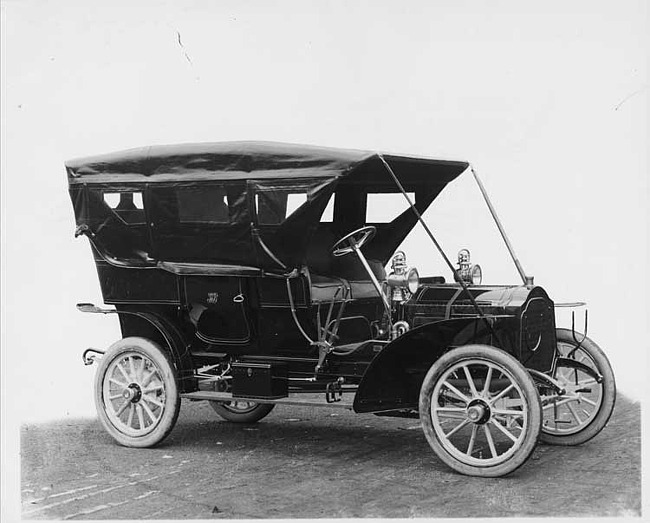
[308,273,383,303]
[309,273,350,303]
[348,280,382,300]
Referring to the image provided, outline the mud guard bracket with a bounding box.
[555,357,603,383]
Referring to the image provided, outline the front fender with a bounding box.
[353,317,493,413]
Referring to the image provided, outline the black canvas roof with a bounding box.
[66,141,468,185]
[66,141,469,272]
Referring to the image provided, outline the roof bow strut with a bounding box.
[377,154,494,330]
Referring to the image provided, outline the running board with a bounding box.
[181,391,355,410]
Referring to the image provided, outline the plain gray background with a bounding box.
[2,0,647,520]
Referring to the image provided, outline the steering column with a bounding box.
[331,226,392,331]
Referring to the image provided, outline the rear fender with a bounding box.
[82,305,197,393]
[353,318,491,413]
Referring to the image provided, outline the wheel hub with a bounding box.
[122,383,142,403]
[466,399,490,424]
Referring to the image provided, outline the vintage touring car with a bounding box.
[67,141,615,477]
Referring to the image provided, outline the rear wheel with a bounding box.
[540,329,616,445]
[209,401,275,423]
[94,337,180,448]
[419,345,542,477]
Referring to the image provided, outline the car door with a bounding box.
[184,275,252,345]
[146,182,255,345]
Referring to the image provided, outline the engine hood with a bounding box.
[404,283,557,373]
[407,284,553,320]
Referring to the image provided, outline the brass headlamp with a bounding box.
[455,248,482,285]
[387,251,420,301]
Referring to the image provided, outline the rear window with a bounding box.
[177,186,230,224]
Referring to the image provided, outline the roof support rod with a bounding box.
[469,165,532,287]
[377,155,489,323]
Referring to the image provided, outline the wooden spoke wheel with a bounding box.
[419,345,542,477]
[540,329,616,445]
[209,400,275,423]
[94,337,180,448]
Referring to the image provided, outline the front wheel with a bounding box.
[209,401,275,423]
[540,329,616,445]
[94,337,181,448]
[419,345,542,477]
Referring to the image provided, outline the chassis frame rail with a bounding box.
[182,391,355,410]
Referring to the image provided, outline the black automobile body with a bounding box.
[68,141,615,477]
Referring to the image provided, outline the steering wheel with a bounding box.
[331,226,377,257]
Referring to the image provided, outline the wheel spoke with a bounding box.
[434,406,467,413]
[543,398,573,410]
[141,369,157,388]
[127,404,135,428]
[109,378,128,388]
[489,383,515,405]
[466,425,478,456]
[567,402,584,425]
[557,368,574,381]
[435,407,466,420]
[462,365,479,397]
[444,418,470,439]
[483,425,497,458]
[482,366,493,397]
[136,403,146,429]
[580,396,598,407]
[136,358,144,382]
[116,363,131,383]
[143,394,165,409]
[143,384,164,394]
[489,418,519,443]
[140,400,158,424]
[115,399,130,417]
[109,393,124,400]
[129,357,137,380]
[442,381,470,404]
[492,408,525,417]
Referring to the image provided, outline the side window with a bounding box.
[366,192,414,223]
[255,190,309,225]
[177,186,230,224]
[147,183,250,263]
[103,191,145,224]
[320,194,335,222]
